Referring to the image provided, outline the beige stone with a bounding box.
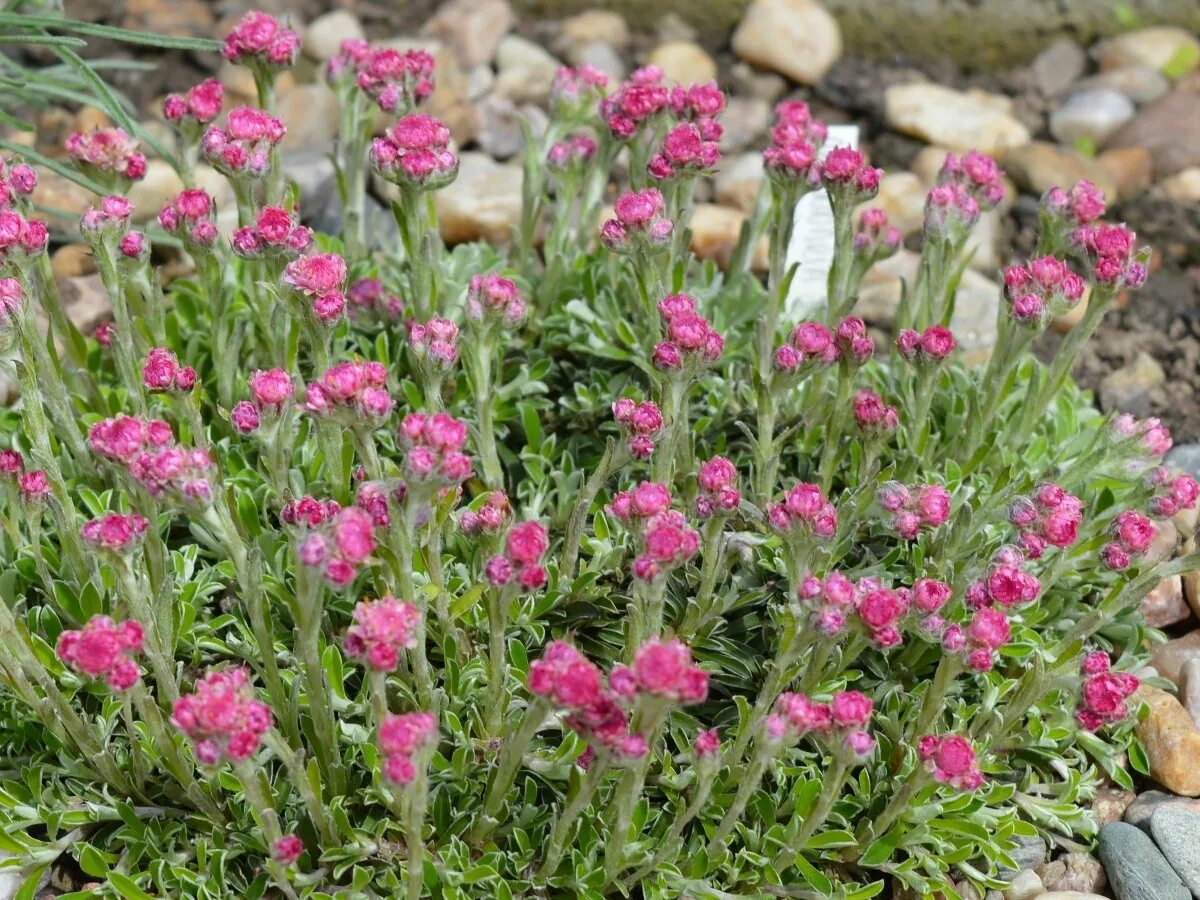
[1159,168,1200,204]
[1135,685,1200,796]
[302,10,364,61]
[1151,631,1200,686]
[688,203,768,271]
[1098,147,1154,200]
[713,153,764,213]
[1142,575,1190,628]
[1090,786,1135,825]
[858,171,925,236]
[885,84,1030,155]
[560,9,631,52]
[50,243,95,280]
[732,0,842,85]
[647,41,718,85]
[1093,26,1200,76]
[434,152,522,245]
[1001,142,1119,201]
[423,0,515,68]
[278,83,341,152]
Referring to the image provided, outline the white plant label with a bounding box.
[784,124,861,319]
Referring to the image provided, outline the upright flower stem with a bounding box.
[729,654,792,764]
[468,331,504,490]
[131,682,225,820]
[16,299,90,467]
[233,760,300,900]
[560,439,617,584]
[622,766,717,885]
[483,584,513,737]
[537,757,611,881]
[708,742,772,850]
[404,761,431,900]
[817,362,855,492]
[115,563,179,705]
[475,697,551,839]
[603,698,668,880]
[120,692,148,790]
[93,245,147,415]
[857,770,930,848]
[826,206,857,322]
[264,730,336,845]
[910,655,962,741]
[391,507,434,710]
[651,377,687,485]
[753,383,780,509]
[294,569,345,793]
[681,517,726,633]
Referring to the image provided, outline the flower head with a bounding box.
[371,113,458,190]
[344,596,421,672]
[164,79,225,125]
[56,615,143,691]
[80,512,149,553]
[918,734,984,791]
[172,668,272,765]
[222,11,300,69]
[65,128,146,184]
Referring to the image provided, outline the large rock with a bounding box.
[278,83,341,152]
[1150,631,1200,686]
[1126,791,1200,829]
[30,170,93,232]
[1097,822,1191,900]
[423,0,515,68]
[1181,658,1200,728]
[1049,89,1135,147]
[1036,894,1107,900]
[558,9,631,54]
[647,41,718,85]
[1149,807,1200,896]
[884,84,1031,155]
[719,97,772,153]
[1002,870,1042,900]
[1135,686,1200,797]
[1092,26,1200,76]
[1106,89,1200,178]
[1030,38,1088,97]
[1099,351,1166,417]
[434,152,523,245]
[732,0,842,85]
[1092,786,1137,825]
[714,152,765,212]
[1140,574,1190,628]
[688,203,768,271]
[493,35,562,104]
[1071,67,1171,105]
[58,275,112,336]
[1097,146,1155,199]
[1158,167,1200,203]
[1000,142,1119,200]
[301,10,364,61]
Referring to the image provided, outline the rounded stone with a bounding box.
[647,41,718,85]
[732,0,842,85]
[1149,806,1200,896]
[301,10,364,61]
[1098,822,1191,900]
[1050,89,1135,147]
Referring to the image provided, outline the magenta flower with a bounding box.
[80,196,135,238]
[612,398,664,460]
[163,79,225,125]
[303,360,393,427]
[280,496,341,528]
[820,147,881,202]
[620,638,708,704]
[549,65,608,117]
[0,448,22,476]
[466,274,525,327]
[80,513,149,553]
[344,596,421,672]
[172,668,272,766]
[222,11,300,69]
[17,469,48,503]
[767,482,838,540]
[547,134,598,172]
[601,189,674,253]
[485,520,550,591]
[695,455,741,519]
[648,122,721,181]
[65,127,146,183]
[1041,179,1106,227]
[852,389,899,436]
[273,835,304,866]
[202,107,286,179]
[460,492,510,536]
[128,445,216,508]
[379,711,437,785]
[89,414,173,463]
[397,412,472,487]
[347,277,405,324]
[877,481,950,540]
[371,113,458,190]
[56,615,144,691]
[918,735,984,791]
[937,151,1006,210]
[1075,654,1139,732]
[142,347,197,392]
[158,189,218,248]
[599,68,669,139]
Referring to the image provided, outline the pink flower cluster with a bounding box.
[1075,652,1139,732]
[466,274,526,327]
[896,325,956,365]
[65,128,146,182]
[460,491,510,536]
[608,481,672,524]
[397,413,472,487]
[1,450,50,503]
[1042,179,1106,227]
[610,639,709,704]
[485,520,550,591]
[924,182,981,240]
[172,668,272,765]
[1007,484,1083,558]
[0,207,48,261]
[853,208,902,262]
[79,511,148,554]
[525,641,644,760]
[601,188,673,252]
[80,196,134,237]
[1072,223,1146,288]
[1112,414,1172,458]
[202,107,286,178]
[877,481,951,540]
[611,397,664,460]
[820,147,881,203]
[281,495,341,528]
[89,414,173,463]
[833,316,875,366]
[348,277,405,324]
[943,607,1012,672]
[56,615,143,691]
[283,252,348,323]
[407,317,459,370]
[163,79,224,125]
[767,482,838,541]
[371,113,458,189]
[546,134,598,172]
[773,321,837,375]
[607,483,700,579]
[158,189,218,248]
[379,712,437,785]
[549,65,609,116]
[853,389,899,436]
[964,549,1041,610]
[1101,510,1157,571]
[273,835,304,866]
[142,347,197,393]
[343,595,421,672]
[222,11,299,69]
[600,66,669,139]
[119,231,148,261]
[695,455,741,519]
[1147,468,1200,518]
[766,691,875,759]
[0,158,37,207]
[937,151,1006,210]
[918,735,984,791]
[303,360,394,426]
[232,206,312,259]
[1002,256,1087,324]
[669,81,726,121]
[763,100,825,185]
[797,571,860,636]
[648,121,721,181]
[329,41,435,113]
[128,445,216,508]
[298,506,377,587]
[652,293,724,371]
[855,584,910,649]
[232,368,295,434]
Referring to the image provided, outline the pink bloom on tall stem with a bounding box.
[80,513,149,553]
[1075,659,1139,732]
[65,128,146,182]
[695,455,741,519]
[172,668,272,765]
[56,615,144,691]
[273,835,304,866]
[344,596,422,672]
[164,79,225,124]
[918,734,985,791]
[222,10,300,69]
[379,711,437,784]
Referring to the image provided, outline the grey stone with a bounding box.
[1031,38,1088,97]
[1036,852,1107,894]
[1150,806,1200,897]
[1181,659,1200,728]
[1072,67,1171,105]
[1050,89,1136,147]
[1098,351,1166,417]
[998,835,1048,880]
[569,40,625,82]
[1098,821,1191,900]
[1107,90,1200,178]
[1128,791,1200,830]
[423,0,514,69]
[719,97,771,153]
[475,95,525,160]
[493,34,561,104]
[281,151,338,223]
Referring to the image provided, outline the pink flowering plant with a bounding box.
[0,12,1195,900]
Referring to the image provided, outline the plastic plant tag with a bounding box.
[785,124,861,318]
